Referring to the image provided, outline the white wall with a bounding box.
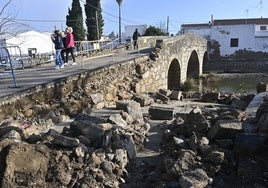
[254,24,268,52]
[255,37,268,52]
[182,26,211,39]
[182,23,268,56]
[210,24,255,56]
[5,30,54,55]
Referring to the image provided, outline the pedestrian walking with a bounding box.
[61,31,67,65]
[51,30,64,69]
[65,27,76,65]
[132,28,141,50]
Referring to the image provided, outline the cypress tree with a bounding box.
[84,0,104,40]
[66,0,85,41]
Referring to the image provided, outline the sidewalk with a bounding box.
[0,48,151,99]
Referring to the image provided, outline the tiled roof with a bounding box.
[181,23,209,27]
[213,18,268,25]
[181,18,268,28]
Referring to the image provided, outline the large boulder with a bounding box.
[116,100,144,123]
[69,120,106,147]
[1,143,50,187]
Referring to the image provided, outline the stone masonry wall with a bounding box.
[0,55,162,121]
[0,34,207,121]
[152,34,207,84]
[135,61,167,93]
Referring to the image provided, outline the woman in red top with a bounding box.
[65,27,76,65]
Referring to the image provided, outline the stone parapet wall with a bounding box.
[137,36,168,49]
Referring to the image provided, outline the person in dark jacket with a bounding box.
[132,28,141,50]
[51,30,64,69]
[60,31,67,65]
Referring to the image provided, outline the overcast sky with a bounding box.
[3,0,268,35]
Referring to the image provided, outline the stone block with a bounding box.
[174,107,193,119]
[256,82,268,93]
[170,91,182,100]
[208,120,243,140]
[149,105,174,120]
[156,92,170,102]
[179,169,208,188]
[159,88,172,97]
[108,114,128,128]
[203,151,225,165]
[90,93,104,104]
[116,100,144,122]
[201,92,220,102]
[132,95,154,107]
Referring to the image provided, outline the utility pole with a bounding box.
[96,11,99,40]
[260,0,263,17]
[167,16,169,36]
[116,0,123,44]
[245,9,249,24]
[118,4,122,43]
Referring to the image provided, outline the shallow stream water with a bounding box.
[194,73,268,94]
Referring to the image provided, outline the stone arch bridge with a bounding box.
[135,33,207,93]
[0,33,207,116]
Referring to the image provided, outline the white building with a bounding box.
[181,18,268,56]
[0,30,54,55]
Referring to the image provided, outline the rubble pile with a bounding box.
[123,90,268,187]
[0,88,267,187]
[0,100,149,187]
[152,107,267,187]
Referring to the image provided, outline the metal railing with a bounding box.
[74,38,120,56]
[0,47,17,87]
[5,45,31,69]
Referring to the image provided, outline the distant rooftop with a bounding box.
[181,17,268,27]
[213,18,268,25]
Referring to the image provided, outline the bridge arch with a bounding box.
[167,58,181,90]
[133,34,207,94]
[187,50,200,79]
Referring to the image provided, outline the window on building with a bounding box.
[230,38,239,47]
[260,26,267,31]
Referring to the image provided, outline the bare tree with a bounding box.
[156,21,167,34]
[0,0,25,35]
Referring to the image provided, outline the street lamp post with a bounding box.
[116,0,122,44]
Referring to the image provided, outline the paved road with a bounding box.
[0,48,151,99]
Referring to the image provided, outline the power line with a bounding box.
[7,0,183,33]
[101,1,164,24]
[80,0,140,25]
[11,19,66,23]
